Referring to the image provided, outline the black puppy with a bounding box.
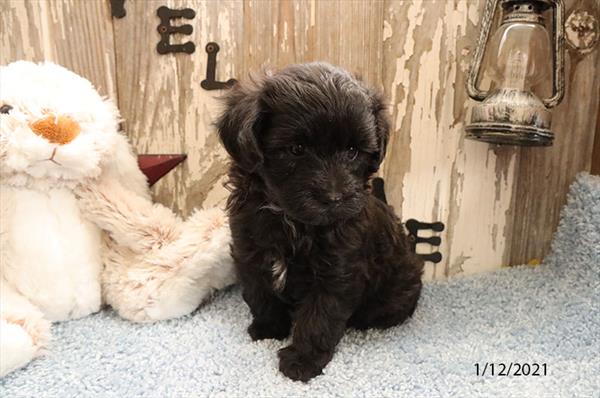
[217,62,423,382]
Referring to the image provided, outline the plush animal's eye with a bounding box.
[0,104,12,114]
[347,146,359,160]
[290,144,305,156]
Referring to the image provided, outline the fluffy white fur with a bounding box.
[77,177,235,322]
[0,61,235,377]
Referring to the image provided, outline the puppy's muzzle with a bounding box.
[324,191,343,205]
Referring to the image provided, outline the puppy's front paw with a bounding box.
[247,318,290,341]
[278,345,324,382]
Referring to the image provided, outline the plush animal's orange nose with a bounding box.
[29,115,80,145]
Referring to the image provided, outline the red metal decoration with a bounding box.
[138,154,187,186]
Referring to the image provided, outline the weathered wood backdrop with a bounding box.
[1,0,598,279]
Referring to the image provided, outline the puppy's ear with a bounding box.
[216,79,264,171]
[369,92,390,173]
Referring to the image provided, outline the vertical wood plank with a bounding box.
[0,0,116,99]
[112,0,244,215]
[381,0,518,279]
[243,0,384,88]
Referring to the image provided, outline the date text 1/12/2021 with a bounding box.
[474,363,548,377]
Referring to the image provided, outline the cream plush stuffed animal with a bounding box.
[0,61,235,377]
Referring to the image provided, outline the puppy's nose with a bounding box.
[325,192,343,204]
[30,115,80,145]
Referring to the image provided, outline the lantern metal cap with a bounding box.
[501,0,549,24]
[501,0,552,11]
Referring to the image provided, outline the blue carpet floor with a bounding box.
[1,173,599,397]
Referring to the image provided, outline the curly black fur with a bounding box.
[217,62,423,382]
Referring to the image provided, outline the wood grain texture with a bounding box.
[0,0,117,99]
[112,0,244,215]
[242,0,384,88]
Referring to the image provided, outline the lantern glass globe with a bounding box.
[484,21,552,90]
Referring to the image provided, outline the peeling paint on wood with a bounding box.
[381,0,519,279]
[111,0,243,215]
[1,0,116,99]
[381,0,598,279]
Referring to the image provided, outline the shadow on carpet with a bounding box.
[1,173,598,397]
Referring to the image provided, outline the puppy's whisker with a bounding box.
[282,214,297,240]
[260,202,297,239]
[260,202,283,213]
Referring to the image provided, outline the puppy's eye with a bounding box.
[290,144,305,156]
[347,146,359,161]
[0,104,12,114]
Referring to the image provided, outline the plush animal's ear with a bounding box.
[369,92,390,173]
[216,79,264,171]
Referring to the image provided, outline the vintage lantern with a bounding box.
[466,0,565,146]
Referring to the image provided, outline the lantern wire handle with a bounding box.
[543,0,565,109]
[466,0,500,102]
